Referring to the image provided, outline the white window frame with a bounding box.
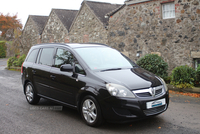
[162,3,175,19]
[194,59,200,69]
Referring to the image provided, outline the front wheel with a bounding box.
[81,95,103,127]
[25,82,40,105]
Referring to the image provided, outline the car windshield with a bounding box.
[74,46,135,71]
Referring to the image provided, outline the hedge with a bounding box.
[0,41,6,58]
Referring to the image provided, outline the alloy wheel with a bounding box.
[25,84,34,102]
[82,99,97,124]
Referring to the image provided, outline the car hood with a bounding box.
[95,67,162,90]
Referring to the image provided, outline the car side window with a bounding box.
[55,48,73,68]
[26,49,39,63]
[55,48,86,75]
[39,48,54,66]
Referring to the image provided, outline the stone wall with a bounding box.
[21,0,200,73]
[69,3,108,44]
[41,11,69,43]
[108,0,200,72]
[21,18,40,54]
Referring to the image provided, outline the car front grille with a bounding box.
[132,85,164,98]
[156,88,162,95]
[143,105,166,116]
[136,92,151,97]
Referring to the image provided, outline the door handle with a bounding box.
[50,75,56,80]
[32,70,36,74]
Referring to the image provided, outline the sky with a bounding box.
[1,0,125,27]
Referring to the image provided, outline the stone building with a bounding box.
[6,28,23,57]
[5,29,14,41]
[21,0,200,72]
[21,15,48,54]
[107,0,200,72]
[41,9,78,43]
[69,0,122,44]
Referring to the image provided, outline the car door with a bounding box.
[49,48,86,105]
[32,47,55,97]
[23,48,39,85]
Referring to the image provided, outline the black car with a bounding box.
[21,43,169,127]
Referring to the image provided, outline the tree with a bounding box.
[0,13,22,37]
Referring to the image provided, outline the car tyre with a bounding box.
[25,82,40,105]
[81,95,103,127]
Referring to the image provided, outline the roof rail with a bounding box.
[81,42,110,47]
[34,43,67,46]
[34,42,111,48]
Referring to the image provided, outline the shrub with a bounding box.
[7,54,26,68]
[196,64,200,82]
[171,65,196,88]
[17,54,26,67]
[13,60,19,67]
[136,54,168,78]
[175,83,194,89]
[0,41,7,58]
[7,56,17,68]
[164,76,171,84]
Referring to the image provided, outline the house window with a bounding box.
[162,3,175,19]
[194,59,200,69]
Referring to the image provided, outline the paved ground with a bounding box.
[0,58,200,134]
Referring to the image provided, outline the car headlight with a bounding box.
[106,83,135,98]
[159,77,168,92]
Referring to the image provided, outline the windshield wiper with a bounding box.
[101,68,122,72]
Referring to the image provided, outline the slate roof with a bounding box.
[105,4,126,17]
[52,9,78,31]
[30,15,48,34]
[85,1,122,25]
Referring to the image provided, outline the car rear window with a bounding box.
[39,48,54,66]
[26,49,39,63]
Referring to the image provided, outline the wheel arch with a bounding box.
[76,87,101,113]
[23,80,31,94]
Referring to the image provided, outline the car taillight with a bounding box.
[21,62,24,74]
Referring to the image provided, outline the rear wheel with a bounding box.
[25,82,40,104]
[81,95,103,127]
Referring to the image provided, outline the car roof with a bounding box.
[67,43,109,48]
[33,43,109,49]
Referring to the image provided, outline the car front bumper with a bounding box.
[99,91,169,123]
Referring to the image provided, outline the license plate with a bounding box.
[146,98,166,109]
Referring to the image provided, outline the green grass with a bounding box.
[7,68,21,72]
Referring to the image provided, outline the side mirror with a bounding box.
[60,64,73,72]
